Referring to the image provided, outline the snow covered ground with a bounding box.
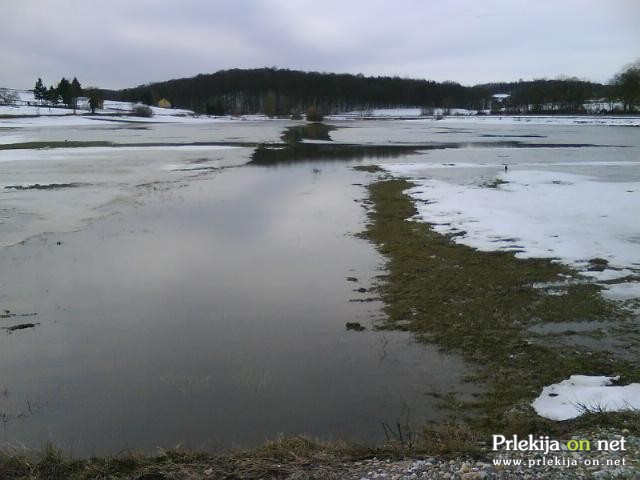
[328,107,477,119]
[0,113,275,129]
[380,132,640,302]
[1,90,195,117]
[0,104,78,116]
[328,108,640,126]
[429,115,640,127]
[0,91,203,126]
[382,167,638,274]
[0,90,274,126]
[329,108,423,119]
[101,99,194,117]
[4,91,640,127]
[533,375,640,421]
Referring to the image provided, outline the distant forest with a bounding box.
[104,66,638,116]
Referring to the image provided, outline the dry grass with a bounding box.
[0,435,472,480]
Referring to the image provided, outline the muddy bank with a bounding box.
[2,425,639,479]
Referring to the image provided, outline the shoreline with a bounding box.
[1,427,638,479]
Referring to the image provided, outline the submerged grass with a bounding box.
[0,141,113,150]
[358,175,640,437]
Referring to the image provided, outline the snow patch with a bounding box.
[601,282,640,301]
[329,107,477,119]
[381,167,640,283]
[410,115,640,127]
[532,375,640,421]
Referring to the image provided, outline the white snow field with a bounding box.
[532,375,640,421]
[329,108,425,119]
[0,90,276,126]
[429,115,640,127]
[381,152,640,301]
[328,106,640,126]
[0,104,78,116]
[382,167,639,278]
[3,90,640,127]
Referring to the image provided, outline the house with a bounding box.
[75,97,90,109]
[157,98,172,108]
[490,93,510,112]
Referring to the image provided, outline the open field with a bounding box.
[1,114,639,478]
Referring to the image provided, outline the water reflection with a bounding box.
[250,143,417,166]
[0,160,472,455]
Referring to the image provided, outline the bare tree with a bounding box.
[0,88,19,105]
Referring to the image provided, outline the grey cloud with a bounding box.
[1,0,638,89]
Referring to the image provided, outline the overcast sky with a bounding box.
[2,0,639,90]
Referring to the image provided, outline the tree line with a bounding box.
[32,77,103,112]
[29,63,639,116]
[33,77,82,108]
[106,63,640,116]
[613,63,640,112]
[111,69,488,115]
[478,64,639,114]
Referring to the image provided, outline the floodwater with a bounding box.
[330,120,640,183]
[0,120,474,455]
[0,117,637,455]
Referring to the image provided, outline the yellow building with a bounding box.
[157,98,172,109]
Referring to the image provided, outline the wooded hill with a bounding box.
[106,68,620,115]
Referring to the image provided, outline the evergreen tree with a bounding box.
[33,78,46,101]
[140,90,153,106]
[70,77,82,109]
[47,85,59,104]
[57,77,72,107]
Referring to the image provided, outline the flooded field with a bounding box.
[0,118,638,455]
